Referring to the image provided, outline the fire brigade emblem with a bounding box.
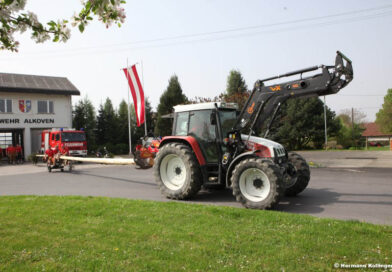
[19,100,32,113]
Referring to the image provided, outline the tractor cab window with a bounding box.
[189,110,218,163]
[174,112,189,136]
[189,110,216,140]
[55,134,60,141]
[219,109,237,137]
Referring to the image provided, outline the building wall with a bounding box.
[0,92,73,158]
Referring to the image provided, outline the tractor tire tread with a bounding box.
[231,157,284,210]
[154,143,202,200]
[285,152,310,196]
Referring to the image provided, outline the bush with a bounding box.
[98,143,129,155]
[115,143,129,155]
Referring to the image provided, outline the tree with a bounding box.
[339,108,367,125]
[225,70,248,95]
[337,109,367,148]
[0,0,126,52]
[222,69,250,109]
[72,96,96,151]
[96,97,118,147]
[155,75,187,136]
[115,97,154,154]
[117,99,129,145]
[376,89,392,134]
[268,97,340,150]
[132,97,154,139]
[336,117,365,149]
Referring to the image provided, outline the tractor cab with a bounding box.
[172,102,237,163]
[168,102,286,187]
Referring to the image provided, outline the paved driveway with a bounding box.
[1,162,391,225]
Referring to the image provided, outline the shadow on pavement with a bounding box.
[277,188,340,214]
[193,189,236,204]
[70,171,157,187]
[193,188,340,213]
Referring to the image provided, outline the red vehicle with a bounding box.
[41,129,87,157]
[133,136,161,169]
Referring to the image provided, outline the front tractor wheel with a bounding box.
[284,152,310,196]
[154,143,202,200]
[231,158,284,209]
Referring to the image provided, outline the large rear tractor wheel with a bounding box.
[154,143,202,200]
[284,152,310,196]
[231,158,284,209]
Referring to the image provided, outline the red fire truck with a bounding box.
[41,128,87,157]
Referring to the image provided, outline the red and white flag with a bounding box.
[123,65,145,127]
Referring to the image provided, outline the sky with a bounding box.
[1,0,392,121]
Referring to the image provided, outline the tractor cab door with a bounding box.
[188,110,219,163]
[173,110,220,163]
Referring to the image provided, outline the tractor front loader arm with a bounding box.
[233,51,353,136]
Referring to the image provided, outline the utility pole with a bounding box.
[323,96,327,150]
[352,107,355,148]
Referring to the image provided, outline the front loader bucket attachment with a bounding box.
[233,51,354,131]
[335,51,353,87]
[319,51,354,96]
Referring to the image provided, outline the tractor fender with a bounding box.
[159,136,206,166]
[226,151,259,187]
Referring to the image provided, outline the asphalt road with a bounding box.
[0,163,391,225]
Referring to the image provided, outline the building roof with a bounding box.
[362,122,392,137]
[0,73,80,96]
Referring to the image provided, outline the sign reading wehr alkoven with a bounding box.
[0,118,55,124]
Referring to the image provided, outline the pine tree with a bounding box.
[117,100,129,145]
[96,98,119,148]
[226,70,248,95]
[117,97,155,153]
[72,96,97,151]
[155,75,188,136]
[268,97,340,150]
[222,69,250,109]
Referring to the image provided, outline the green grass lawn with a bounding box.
[365,146,390,151]
[0,196,391,271]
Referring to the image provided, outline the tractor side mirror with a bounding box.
[210,112,217,125]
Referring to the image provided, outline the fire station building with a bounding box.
[0,73,80,160]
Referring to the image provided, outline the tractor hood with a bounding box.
[241,134,286,158]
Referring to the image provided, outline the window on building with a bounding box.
[37,100,54,114]
[0,132,12,148]
[0,99,12,113]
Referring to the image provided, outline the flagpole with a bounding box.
[140,60,147,136]
[126,58,132,156]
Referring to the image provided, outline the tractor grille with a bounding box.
[274,147,286,157]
